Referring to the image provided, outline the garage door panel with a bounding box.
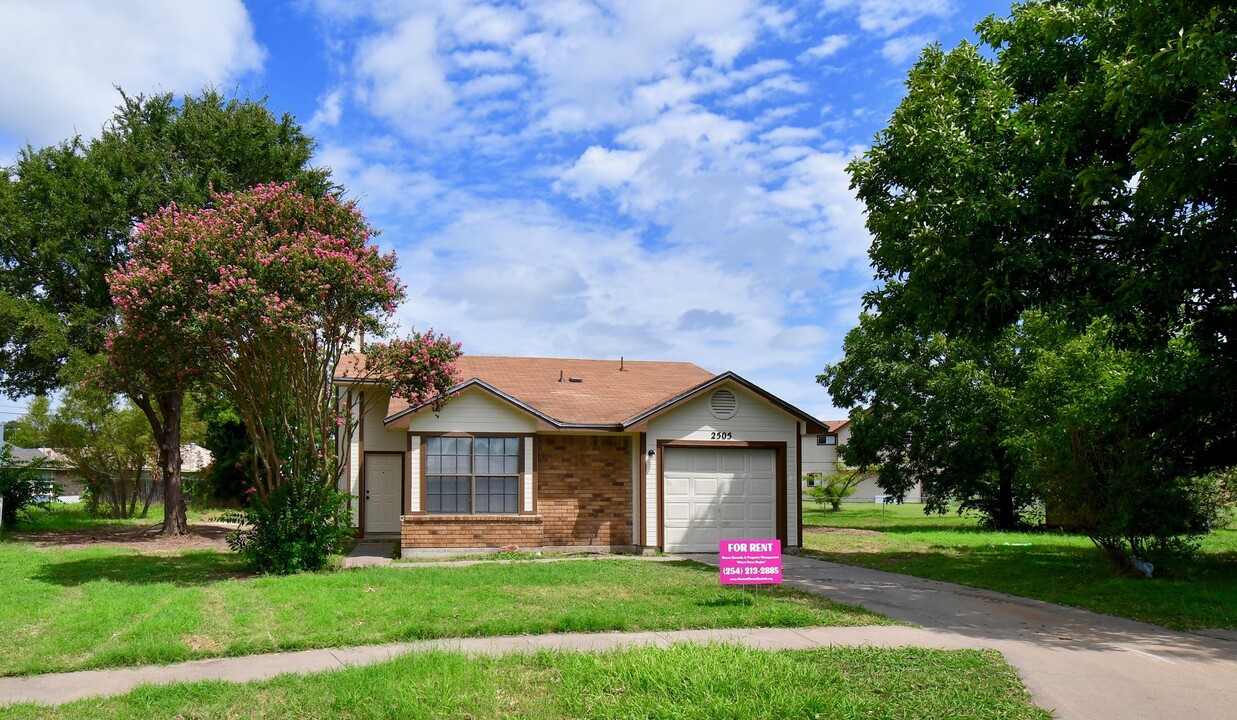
[694,477,718,494]
[665,477,690,495]
[691,454,718,472]
[748,478,775,498]
[665,452,690,472]
[662,447,777,553]
[664,501,691,522]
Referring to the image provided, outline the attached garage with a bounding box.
[662,446,778,553]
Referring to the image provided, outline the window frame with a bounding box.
[422,434,523,515]
[816,434,838,446]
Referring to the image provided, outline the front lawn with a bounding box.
[0,542,888,677]
[1,644,1049,720]
[802,503,1237,631]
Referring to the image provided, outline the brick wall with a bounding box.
[401,514,543,548]
[536,435,633,546]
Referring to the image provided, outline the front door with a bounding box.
[364,453,402,535]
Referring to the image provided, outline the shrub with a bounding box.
[0,446,53,528]
[227,480,350,574]
[804,468,864,511]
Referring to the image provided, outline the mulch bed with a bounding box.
[802,526,884,537]
[11,522,236,551]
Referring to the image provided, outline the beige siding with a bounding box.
[646,383,801,548]
[409,438,421,513]
[523,438,534,512]
[361,389,407,453]
[404,388,538,433]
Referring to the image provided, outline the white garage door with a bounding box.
[662,447,776,553]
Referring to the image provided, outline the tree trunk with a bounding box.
[159,392,188,536]
[996,449,1016,531]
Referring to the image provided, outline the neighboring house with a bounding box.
[334,355,826,556]
[3,445,78,498]
[25,445,213,502]
[801,419,923,503]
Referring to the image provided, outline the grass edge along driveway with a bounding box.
[801,503,1237,631]
[0,643,1051,720]
[0,543,892,677]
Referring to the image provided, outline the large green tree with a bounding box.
[847,0,1237,475]
[0,89,334,534]
[821,309,1039,529]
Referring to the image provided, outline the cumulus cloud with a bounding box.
[800,34,851,60]
[0,0,263,148]
[298,0,971,414]
[821,0,955,36]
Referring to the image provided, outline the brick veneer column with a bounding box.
[536,435,633,546]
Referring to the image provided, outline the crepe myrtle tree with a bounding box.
[107,182,460,569]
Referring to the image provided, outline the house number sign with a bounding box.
[709,431,733,440]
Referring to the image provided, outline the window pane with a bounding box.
[426,455,441,473]
[426,437,442,454]
[505,438,520,456]
[475,437,490,455]
[503,456,519,474]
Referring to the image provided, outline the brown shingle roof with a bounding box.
[342,354,717,427]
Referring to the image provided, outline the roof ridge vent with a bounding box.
[709,388,739,420]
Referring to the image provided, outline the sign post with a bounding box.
[718,539,782,591]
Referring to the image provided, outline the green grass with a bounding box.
[0,542,888,677]
[0,644,1050,720]
[11,502,235,532]
[802,503,1237,631]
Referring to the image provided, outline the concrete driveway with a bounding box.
[763,554,1237,720]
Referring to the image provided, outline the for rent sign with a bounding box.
[718,539,782,585]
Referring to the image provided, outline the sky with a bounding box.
[0,0,1011,422]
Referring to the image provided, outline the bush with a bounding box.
[227,480,350,574]
[804,470,863,511]
[0,446,53,528]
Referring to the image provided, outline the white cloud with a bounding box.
[800,34,851,60]
[0,0,263,147]
[309,88,345,129]
[355,14,456,135]
[881,34,934,63]
[822,0,954,36]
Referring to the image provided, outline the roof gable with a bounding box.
[371,355,714,428]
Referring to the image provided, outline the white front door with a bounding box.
[364,453,402,534]
[662,447,777,553]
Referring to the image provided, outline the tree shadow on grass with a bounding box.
[33,551,252,587]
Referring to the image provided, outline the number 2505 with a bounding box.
[710,431,733,440]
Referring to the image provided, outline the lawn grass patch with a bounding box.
[11,502,234,533]
[0,644,1050,720]
[0,543,888,677]
[803,503,1237,630]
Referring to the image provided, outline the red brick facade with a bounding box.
[401,514,544,548]
[536,435,633,546]
[399,434,635,550]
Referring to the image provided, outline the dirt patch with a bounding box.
[803,526,884,537]
[12,522,236,551]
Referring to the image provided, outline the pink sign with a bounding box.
[718,539,782,585]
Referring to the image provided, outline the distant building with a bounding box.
[800,419,922,503]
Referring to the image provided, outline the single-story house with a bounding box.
[801,419,923,503]
[334,355,825,556]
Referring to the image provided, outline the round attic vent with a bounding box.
[709,389,739,420]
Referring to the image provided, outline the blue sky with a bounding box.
[0,0,1010,420]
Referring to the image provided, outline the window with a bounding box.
[425,436,520,514]
[816,435,838,446]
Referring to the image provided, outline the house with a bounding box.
[334,355,825,556]
[801,419,923,503]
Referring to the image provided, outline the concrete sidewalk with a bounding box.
[0,625,976,707]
